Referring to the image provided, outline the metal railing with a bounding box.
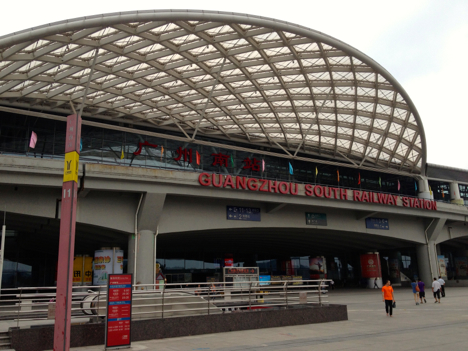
[0,280,330,327]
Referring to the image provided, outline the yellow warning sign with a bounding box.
[63,151,79,183]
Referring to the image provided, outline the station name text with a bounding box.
[198,172,437,211]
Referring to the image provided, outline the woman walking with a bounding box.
[411,279,420,305]
[382,280,395,317]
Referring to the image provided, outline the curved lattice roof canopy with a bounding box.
[0,10,426,174]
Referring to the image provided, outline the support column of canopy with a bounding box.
[416,217,447,284]
[450,182,464,205]
[127,193,166,289]
[418,177,433,200]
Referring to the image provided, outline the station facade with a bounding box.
[0,10,467,289]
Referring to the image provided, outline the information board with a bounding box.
[365,218,389,230]
[305,213,327,226]
[106,274,132,349]
[227,206,261,221]
[224,267,259,275]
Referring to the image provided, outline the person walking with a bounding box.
[418,278,426,303]
[411,279,420,305]
[373,277,379,289]
[382,280,395,317]
[432,277,441,303]
[438,276,446,297]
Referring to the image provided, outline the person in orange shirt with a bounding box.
[382,280,395,317]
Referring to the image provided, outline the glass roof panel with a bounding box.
[0,11,425,174]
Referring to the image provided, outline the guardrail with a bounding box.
[0,280,330,327]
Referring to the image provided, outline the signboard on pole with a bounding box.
[106,274,132,349]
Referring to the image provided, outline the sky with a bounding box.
[1,0,467,169]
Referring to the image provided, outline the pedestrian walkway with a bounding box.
[66,286,467,350]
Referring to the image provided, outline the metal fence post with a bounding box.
[17,287,22,328]
[248,282,252,310]
[318,279,322,306]
[162,284,166,319]
[285,282,289,308]
[207,285,211,315]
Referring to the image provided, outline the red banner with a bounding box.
[106,274,132,349]
[360,254,382,278]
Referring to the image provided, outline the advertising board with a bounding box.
[106,274,132,349]
[93,249,124,285]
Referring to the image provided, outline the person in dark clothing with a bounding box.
[418,279,426,303]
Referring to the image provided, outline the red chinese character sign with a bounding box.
[211,152,230,167]
[243,157,260,172]
[106,274,132,349]
[174,147,192,163]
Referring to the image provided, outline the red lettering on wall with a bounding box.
[353,190,362,202]
[247,178,258,191]
[197,172,438,212]
[259,179,269,192]
[236,176,247,190]
[224,175,236,189]
[340,188,348,200]
[314,185,324,197]
[377,193,388,204]
[278,182,289,194]
[199,173,211,186]
[269,180,279,193]
[290,183,298,195]
[361,191,369,202]
[402,197,409,207]
[332,188,339,199]
[212,174,223,187]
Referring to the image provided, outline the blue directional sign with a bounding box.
[227,206,261,221]
[366,217,389,230]
[305,213,327,226]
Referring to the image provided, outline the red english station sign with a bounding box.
[198,173,437,211]
[106,274,132,349]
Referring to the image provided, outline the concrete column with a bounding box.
[416,241,439,284]
[127,234,135,275]
[418,178,433,200]
[450,182,464,205]
[127,230,155,288]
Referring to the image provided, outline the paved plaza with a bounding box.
[65,286,468,351]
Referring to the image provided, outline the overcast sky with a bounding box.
[1,0,467,169]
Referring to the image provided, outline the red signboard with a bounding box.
[360,254,382,278]
[106,274,132,349]
[224,258,233,267]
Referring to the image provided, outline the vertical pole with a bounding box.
[54,114,81,351]
[0,211,6,294]
[318,280,322,306]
